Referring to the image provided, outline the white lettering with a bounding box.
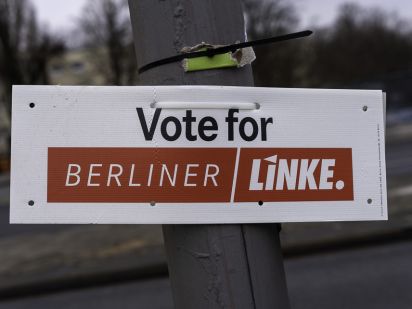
[276,159,298,190]
[249,159,263,190]
[184,164,199,187]
[107,164,123,186]
[129,164,141,187]
[298,159,319,190]
[88,164,102,187]
[319,159,335,189]
[65,164,81,186]
[204,164,219,186]
[160,164,178,186]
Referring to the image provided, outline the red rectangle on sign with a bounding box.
[234,148,353,202]
[48,148,237,203]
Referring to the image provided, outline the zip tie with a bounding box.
[138,30,313,74]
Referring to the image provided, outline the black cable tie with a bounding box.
[138,30,313,74]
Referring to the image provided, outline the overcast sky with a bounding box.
[33,0,412,32]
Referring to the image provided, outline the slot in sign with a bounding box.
[10,86,387,224]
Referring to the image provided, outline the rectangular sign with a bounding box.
[11,86,387,223]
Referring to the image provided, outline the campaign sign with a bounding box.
[11,86,387,223]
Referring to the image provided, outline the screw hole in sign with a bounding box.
[29,103,35,108]
[150,201,156,207]
[367,199,372,204]
[28,200,35,206]
[258,200,264,206]
[363,106,368,112]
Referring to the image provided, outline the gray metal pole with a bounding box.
[128,1,290,308]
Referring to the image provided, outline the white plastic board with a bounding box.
[11,86,387,224]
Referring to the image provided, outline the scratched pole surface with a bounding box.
[128,0,290,308]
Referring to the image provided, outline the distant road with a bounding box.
[0,206,77,238]
[386,141,412,177]
[1,240,411,309]
[0,174,76,238]
[286,239,412,309]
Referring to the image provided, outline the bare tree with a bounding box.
[307,3,412,88]
[78,0,137,85]
[244,0,412,108]
[243,0,302,87]
[0,0,64,112]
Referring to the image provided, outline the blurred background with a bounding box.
[0,0,412,308]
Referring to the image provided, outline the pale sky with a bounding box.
[33,0,412,32]
[34,0,88,31]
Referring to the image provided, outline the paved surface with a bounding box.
[0,278,173,309]
[386,141,412,177]
[286,240,412,309]
[0,203,75,238]
[1,240,411,309]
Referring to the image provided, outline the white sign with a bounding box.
[11,86,387,223]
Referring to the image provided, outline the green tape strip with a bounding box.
[184,51,238,72]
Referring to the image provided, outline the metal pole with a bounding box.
[128,0,290,307]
